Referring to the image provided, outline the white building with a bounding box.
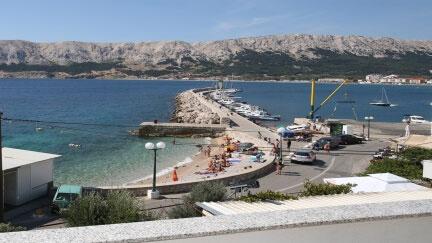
[2,147,60,206]
[365,74,383,83]
[379,74,407,84]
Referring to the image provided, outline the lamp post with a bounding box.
[145,141,166,199]
[277,127,287,163]
[364,116,374,140]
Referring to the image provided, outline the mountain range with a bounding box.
[0,34,431,80]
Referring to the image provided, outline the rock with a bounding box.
[172,91,220,125]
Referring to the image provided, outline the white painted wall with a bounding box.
[8,159,54,205]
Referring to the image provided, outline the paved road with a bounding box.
[195,90,391,194]
[250,138,390,194]
[195,91,278,140]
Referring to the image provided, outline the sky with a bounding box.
[0,0,431,42]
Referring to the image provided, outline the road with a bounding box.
[195,90,390,194]
[250,138,390,194]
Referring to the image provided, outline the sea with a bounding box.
[0,79,431,186]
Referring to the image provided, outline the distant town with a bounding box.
[318,73,432,85]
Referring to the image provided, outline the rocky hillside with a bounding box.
[1,34,432,80]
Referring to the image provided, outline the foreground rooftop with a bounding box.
[2,190,432,242]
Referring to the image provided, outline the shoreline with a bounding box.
[1,77,431,86]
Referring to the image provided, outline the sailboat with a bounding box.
[369,87,395,107]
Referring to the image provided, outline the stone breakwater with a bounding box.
[172,90,221,124]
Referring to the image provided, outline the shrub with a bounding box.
[300,180,354,197]
[65,191,148,227]
[0,223,26,233]
[186,181,226,203]
[237,190,297,202]
[167,182,226,219]
[167,203,202,219]
[362,158,423,180]
[104,191,143,224]
[400,147,432,166]
[65,192,107,227]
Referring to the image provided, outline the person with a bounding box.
[287,139,291,152]
[275,162,282,175]
[258,131,262,139]
[324,142,330,154]
[206,145,211,157]
[405,121,411,137]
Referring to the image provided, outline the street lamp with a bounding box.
[277,127,287,163]
[364,116,374,140]
[145,141,166,199]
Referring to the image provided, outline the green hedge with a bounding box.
[168,182,226,219]
[65,191,151,227]
[362,147,431,180]
[0,223,26,233]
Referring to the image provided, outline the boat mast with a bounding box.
[382,87,389,103]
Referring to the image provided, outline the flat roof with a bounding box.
[324,173,425,193]
[2,147,61,171]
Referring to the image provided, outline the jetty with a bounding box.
[100,88,280,195]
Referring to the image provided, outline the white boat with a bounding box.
[287,124,309,132]
[369,87,394,107]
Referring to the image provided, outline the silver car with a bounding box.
[291,149,316,164]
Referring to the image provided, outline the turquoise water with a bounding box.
[0,79,431,186]
[0,79,209,186]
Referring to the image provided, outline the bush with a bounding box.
[0,223,26,233]
[167,182,226,219]
[300,180,354,197]
[65,192,107,227]
[400,147,432,166]
[65,191,147,227]
[237,190,297,202]
[104,191,144,224]
[186,181,227,203]
[167,203,202,219]
[362,158,423,180]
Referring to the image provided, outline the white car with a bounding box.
[290,149,316,164]
[402,115,429,124]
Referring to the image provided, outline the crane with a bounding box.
[308,79,349,119]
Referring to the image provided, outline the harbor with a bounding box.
[105,80,431,195]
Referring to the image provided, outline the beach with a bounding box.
[127,130,274,186]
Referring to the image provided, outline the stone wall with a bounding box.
[172,91,220,124]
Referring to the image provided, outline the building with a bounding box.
[2,147,60,206]
[365,74,383,83]
[406,77,426,84]
[323,173,427,193]
[379,74,407,84]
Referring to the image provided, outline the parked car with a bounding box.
[238,142,254,152]
[312,137,339,150]
[402,115,430,124]
[337,134,363,145]
[51,184,82,213]
[291,149,316,164]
